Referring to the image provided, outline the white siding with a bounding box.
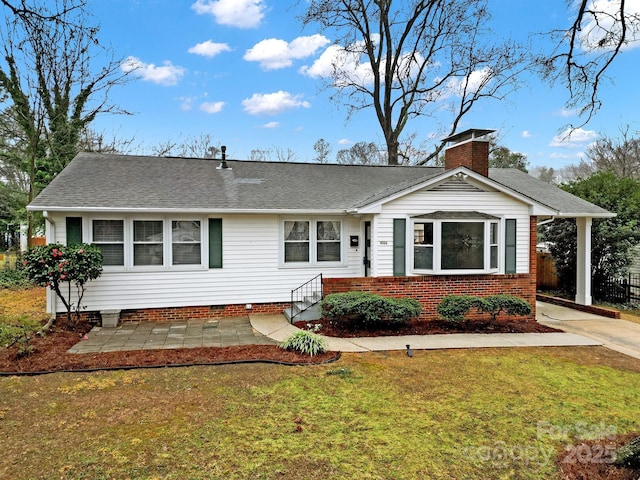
[47,213,363,313]
[372,188,531,276]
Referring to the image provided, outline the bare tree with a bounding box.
[77,128,137,154]
[249,149,270,162]
[313,138,332,163]
[541,2,640,125]
[301,0,526,165]
[561,126,640,181]
[585,125,640,179]
[149,133,221,158]
[336,141,384,165]
[536,166,557,184]
[0,0,130,243]
[273,146,299,162]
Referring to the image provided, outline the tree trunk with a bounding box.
[614,435,640,468]
[387,138,399,166]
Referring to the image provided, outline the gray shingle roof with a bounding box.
[27,152,612,217]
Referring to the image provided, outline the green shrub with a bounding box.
[0,315,43,357]
[437,294,532,323]
[480,294,533,321]
[320,291,422,327]
[436,295,483,323]
[280,330,328,356]
[0,268,32,289]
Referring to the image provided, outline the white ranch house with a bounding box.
[27,129,613,324]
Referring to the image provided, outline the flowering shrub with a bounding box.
[22,243,103,327]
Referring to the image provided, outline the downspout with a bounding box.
[42,211,57,318]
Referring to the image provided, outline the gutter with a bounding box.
[42,211,57,318]
[26,206,350,215]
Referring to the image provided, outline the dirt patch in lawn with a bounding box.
[0,321,338,374]
[295,317,559,337]
[557,434,640,480]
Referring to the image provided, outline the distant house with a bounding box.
[27,129,613,324]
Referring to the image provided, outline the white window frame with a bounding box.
[171,220,202,266]
[89,216,207,271]
[91,218,126,268]
[279,217,346,268]
[411,218,502,274]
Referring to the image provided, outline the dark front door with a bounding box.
[364,221,371,277]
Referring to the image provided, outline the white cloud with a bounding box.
[557,107,578,117]
[549,128,598,148]
[244,35,330,70]
[261,121,280,129]
[580,0,640,50]
[338,138,353,145]
[444,67,493,97]
[191,0,265,29]
[301,43,375,87]
[188,40,232,58]
[121,56,185,86]
[242,91,310,116]
[179,96,196,111]
[200,101,225,114]
[521,130,533,138]
[549,151,586,160]
[300,35,434,89]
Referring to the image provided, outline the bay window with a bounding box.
[411,212,502,273]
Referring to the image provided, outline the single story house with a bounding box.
[27,129,613,324]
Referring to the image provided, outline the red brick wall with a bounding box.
[58,302,289,324]
[324,274,536,320]
[444,141,489,176]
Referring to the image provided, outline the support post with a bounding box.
[575,217,592,305]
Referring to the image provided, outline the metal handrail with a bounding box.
[290,273,323,323]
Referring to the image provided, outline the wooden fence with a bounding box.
[536,252,558,290]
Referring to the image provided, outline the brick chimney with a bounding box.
[443,129,494,177]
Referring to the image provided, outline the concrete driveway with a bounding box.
[537,301,640,360]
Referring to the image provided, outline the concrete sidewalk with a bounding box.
[537,302,640,360]
[249,311,601,354]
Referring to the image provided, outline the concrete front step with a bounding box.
[283,303,322,322]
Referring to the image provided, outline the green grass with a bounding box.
[1,347,639,479]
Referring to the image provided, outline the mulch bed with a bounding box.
[557,434,640,480]
[295,317,559,337]
[0,322,338,374]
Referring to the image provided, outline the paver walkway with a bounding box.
[68,317,276,354]
[70,302,624,355]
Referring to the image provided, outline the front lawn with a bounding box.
[1,346,639,479]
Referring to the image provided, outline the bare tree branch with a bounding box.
[301,0,527,165]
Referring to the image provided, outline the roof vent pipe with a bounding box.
[217,145,230,169]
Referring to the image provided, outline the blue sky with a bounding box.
[89,0,640,169]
